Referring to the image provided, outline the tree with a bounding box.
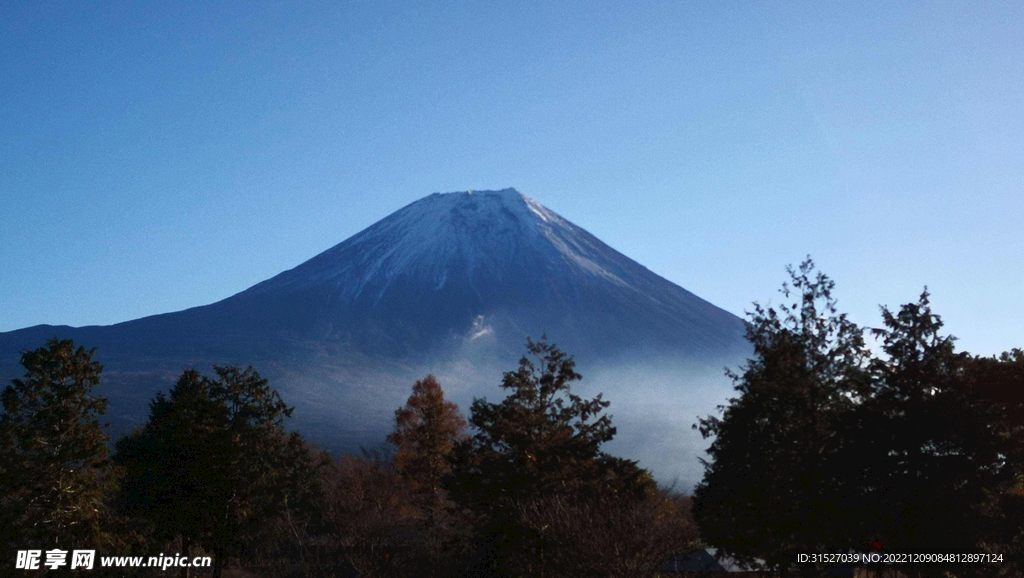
[694,259,871,570]
[388,374,467,499]
[850,294,1020,556]
[454,338,646,504]
[115,369,224,578]
[0,338,118,553]
[386,375,472,577]
[695,261,1024,576]
[115,365,312,578]
[966,348,1024,573]
[450,337,653,577]
[318,453,418,578]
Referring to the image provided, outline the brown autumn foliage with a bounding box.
[387,374,468,497]
[513,489,700,578]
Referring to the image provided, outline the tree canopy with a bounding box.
[453,338,648,509]
[0,338,117,552]
[115,365,316,578]
[695,259,1024,574]
[388,373,467,498]
[694,260,870,568]
[449,337,654,577]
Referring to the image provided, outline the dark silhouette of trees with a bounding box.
[694,260,870,570]
[0,338,119,554]
[2,337,700,578]
[115,365,315,578]
[450,337,655,577]
[513,489,699,578]
[695,260,1024,576]
[115,369,220,577]
[318,453,411,578]
[849,291,1013,552]
[967,349,1024,573]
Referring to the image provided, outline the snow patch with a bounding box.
[469,315,494,341]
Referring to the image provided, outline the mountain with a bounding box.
[0,189,749,484]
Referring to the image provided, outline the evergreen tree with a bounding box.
[115,369,223,578]
[0,338,117,553]
[693,260,871,570]
[695,262,1024,575]
[854,293,1015,552]
[454,338,646,507]
[967,349,1024,574]
[116,365,310,578]
[450,337,651,577]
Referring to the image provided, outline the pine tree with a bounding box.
[0,338,117,552]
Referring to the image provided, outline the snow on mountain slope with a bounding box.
[210,188,747,360]
[0,188,749,484]
[242,188,628,300]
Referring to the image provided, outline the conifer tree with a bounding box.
[694,260,871,569]
[116,365,310,578]
[388,374,467,498]
[0,338,117,552]
[695,262,1024,574]
[450,338,651,577]
[386,375,471,577]
[453,338,643,509]
[854,292,1015,551]
[115,369,222,578]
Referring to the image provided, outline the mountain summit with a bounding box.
[170,188,746,359]
[0,189,748,479]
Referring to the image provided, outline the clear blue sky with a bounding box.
[2,1,1021,356]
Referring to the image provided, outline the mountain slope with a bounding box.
[158,188,744,358]
[0,189,748,483]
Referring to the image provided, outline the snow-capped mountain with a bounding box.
[167,188,746,359]
[0,189,748,484]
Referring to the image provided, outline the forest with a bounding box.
[1,261,1021,577]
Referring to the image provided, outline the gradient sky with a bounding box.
[2,1,1021,356]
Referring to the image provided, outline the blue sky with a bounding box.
[2,1,1021,356]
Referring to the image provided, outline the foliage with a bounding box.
[694,259,870,569]
[385,375,473,577]
[0,338,119,553]
[317,453,418,578]
[388,374,467,499]
[452,338,646,507]
[513,489,699,578]
[960,349,1024,575]
[450,337,654,577]
[115,365,316,577]
[848,291,1013,551]
[695,260,1024,575]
